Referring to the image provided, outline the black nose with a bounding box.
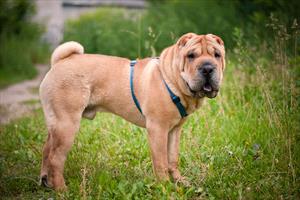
[199,62,215,76]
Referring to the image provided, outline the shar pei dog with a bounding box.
[39,33,225,190]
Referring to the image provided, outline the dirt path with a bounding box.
[0,64,49,124]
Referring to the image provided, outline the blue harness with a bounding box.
[129,60,188,118]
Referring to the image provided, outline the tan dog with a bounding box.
[39,33,225,190]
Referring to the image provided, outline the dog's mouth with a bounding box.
[186,81,218,99]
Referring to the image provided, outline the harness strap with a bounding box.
[130,60,143,114]
[162,79,188,118]
[129,60,188,118]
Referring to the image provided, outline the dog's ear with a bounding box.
[177,33,197,48]
[207,34,224,46]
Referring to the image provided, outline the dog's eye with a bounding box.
[214,52,221,58]
[187,53,195,60]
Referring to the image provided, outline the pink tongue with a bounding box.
[203,84,212,92]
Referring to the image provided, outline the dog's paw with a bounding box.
[40,175,51,188]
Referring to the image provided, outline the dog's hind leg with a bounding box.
[39,77,90,190]
[40,133,52,187]
[40,91,87,190]
[42,114,81,190]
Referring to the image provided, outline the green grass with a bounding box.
[0,55,298,199]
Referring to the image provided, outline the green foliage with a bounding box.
[144,0,238,50]
[64,9,140,59]
[64,2,238,58]
[235,0,300,24]
[0,0,34,34]
[64,1,300,58]
[0,0,49,88]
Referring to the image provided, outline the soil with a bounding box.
[0,64,49,124]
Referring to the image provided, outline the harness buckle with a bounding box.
[130,60,137,67]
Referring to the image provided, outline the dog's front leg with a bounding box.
[167,124,190,186]
[167,125,182,180]
[146,121,169,181]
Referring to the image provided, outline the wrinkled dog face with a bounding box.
[178,33,225,98]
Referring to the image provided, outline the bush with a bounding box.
[64,1,238,58]
[64,8,140,59]
[144,1,238,50]
[64,0,300,58]
[0,0,49,88]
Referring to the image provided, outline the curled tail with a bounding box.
[51,41,84,66]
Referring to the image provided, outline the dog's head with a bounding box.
[175,33,225,98]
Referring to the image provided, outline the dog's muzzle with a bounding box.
[188,62,220,98]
